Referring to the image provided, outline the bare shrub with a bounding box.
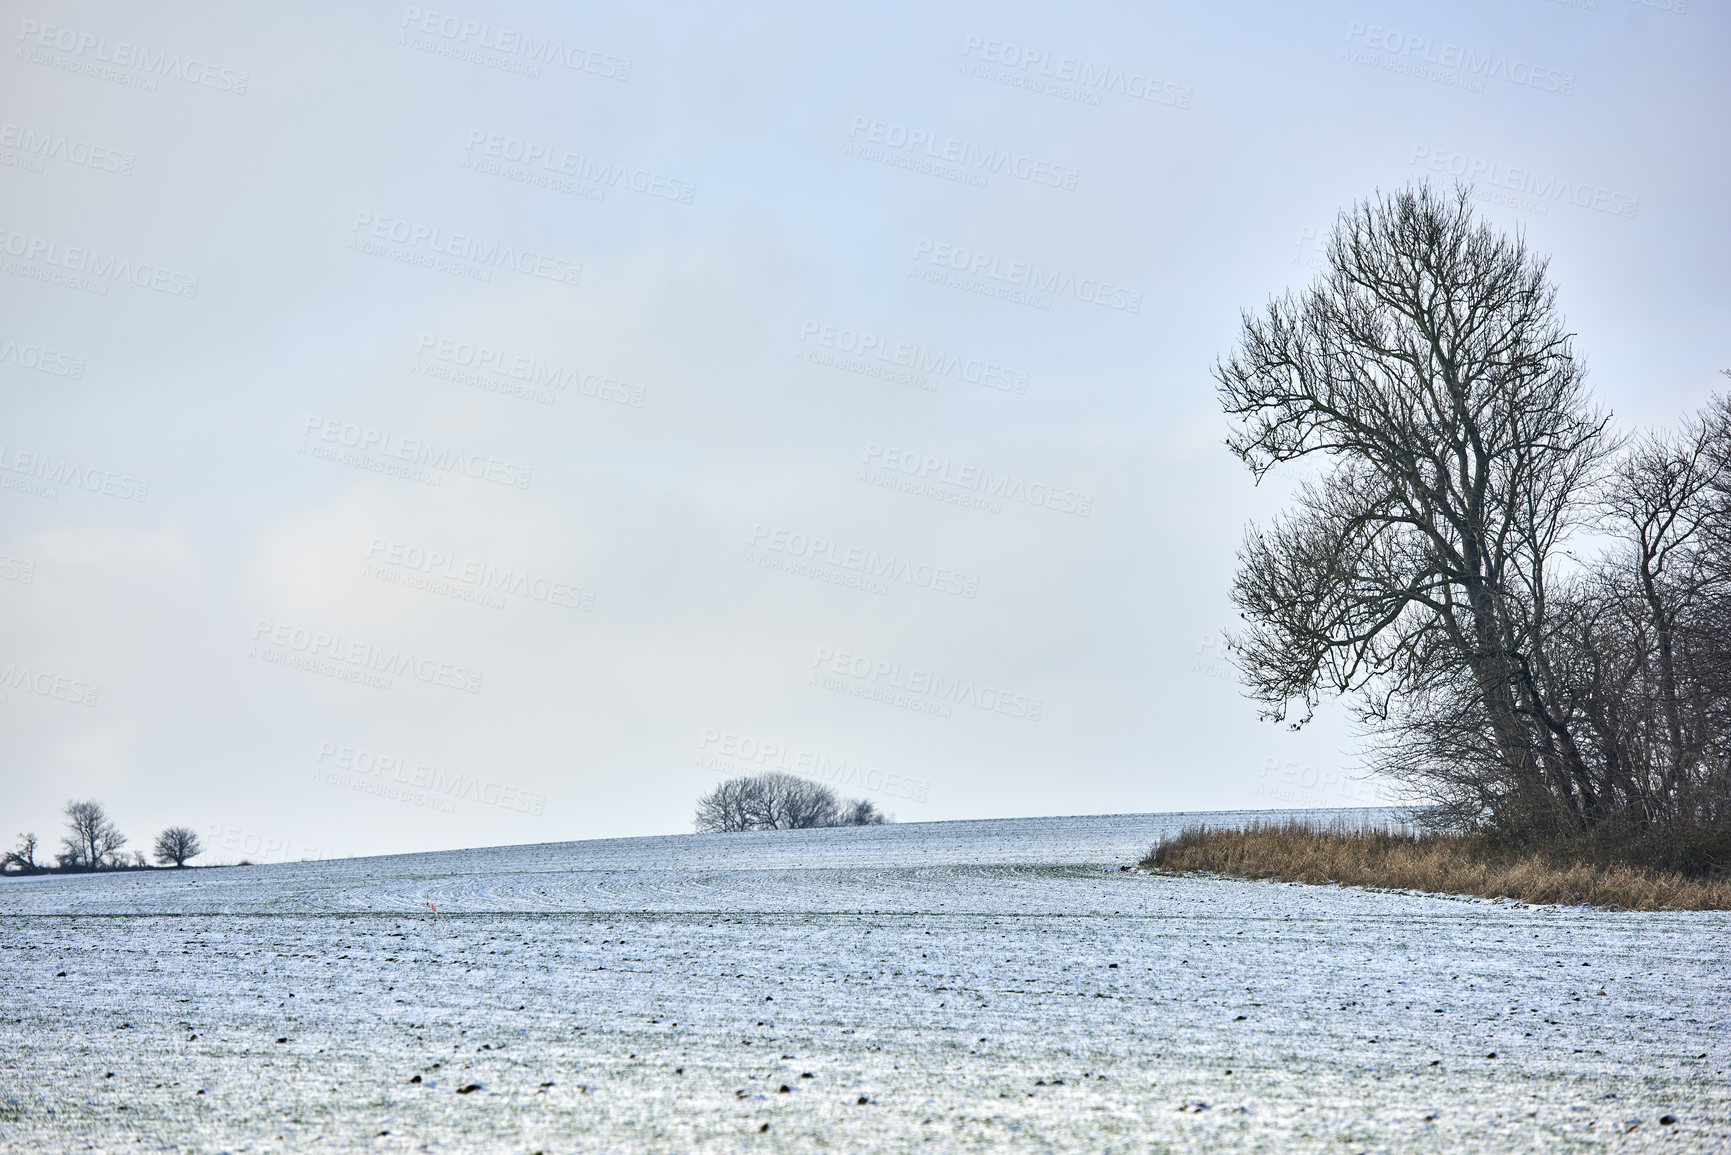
[843,798,888,826]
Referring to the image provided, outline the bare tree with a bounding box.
[1587,408,1728,818]
[153,826,203,867]
[694,774,892,833]
[60,800,127,870]
[1696,395,1731,761]
[767,774,842,829]
[842,798,889,826]
[735,774,779,831]
[694,775,763,834]
[1551,396,1731,844]
[2,832,38,873]
[1216,183,1612,837]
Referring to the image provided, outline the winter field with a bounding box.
[1,810,1727,1153]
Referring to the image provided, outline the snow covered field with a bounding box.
[2,810,1727,1152]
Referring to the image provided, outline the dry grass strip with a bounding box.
[1139,820,1731,911]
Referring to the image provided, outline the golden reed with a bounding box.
[1140,820,1730,911]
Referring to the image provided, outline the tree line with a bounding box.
[1217,183,1729,873]
[2,800,203,874]
[694,772,891,833]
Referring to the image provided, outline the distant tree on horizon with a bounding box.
[842,798,888,826]
[153,826,204,868]
[695,773,893,833]
[2,832,39,873]
[59,800,127,870]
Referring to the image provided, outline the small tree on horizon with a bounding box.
[694,773,894,833]
[843,798,888,826]
[153,826,204,868]
[2,832,38,873]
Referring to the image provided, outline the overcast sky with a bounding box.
[2,0,1725,862]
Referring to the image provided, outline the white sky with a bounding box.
[2,0,1725,862]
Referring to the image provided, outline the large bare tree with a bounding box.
[1216,184,1613,836]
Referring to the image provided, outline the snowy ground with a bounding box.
[2,810,1727,1153]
